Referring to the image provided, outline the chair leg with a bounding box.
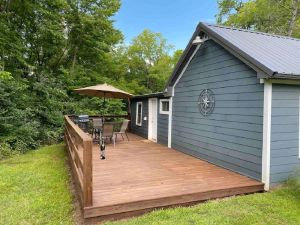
[125,132,129,141]
[121,134,124,140]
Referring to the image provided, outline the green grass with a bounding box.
[1,144,299,225]
[0,144,74,225]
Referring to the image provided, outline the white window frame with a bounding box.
[159,99,170,115]
[136,102,143,126]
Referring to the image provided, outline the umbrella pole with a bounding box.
[100,92,106,160]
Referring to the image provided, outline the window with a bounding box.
[160,99,170,114]
[136,102,143,126]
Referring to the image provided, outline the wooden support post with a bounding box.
[83,139,93,207]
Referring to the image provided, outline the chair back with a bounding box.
[102,124,114,137]
[92,118,103,129]
[119,120,130,132]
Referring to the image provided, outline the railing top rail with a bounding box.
[64,115,92,143]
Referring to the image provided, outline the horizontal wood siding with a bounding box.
[157,98,169,145]
[270,84,300,185]
[130,99,148,138]
[172,40,264,180]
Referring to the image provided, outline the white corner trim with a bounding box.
[168,96,173,148]
[299,92,300,159]
[262,81,272,191]
[135,102,142,126]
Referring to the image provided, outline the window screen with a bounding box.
[160,99,169,114]
[136,102,142,126]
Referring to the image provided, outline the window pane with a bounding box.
[162,101,169,112]
[137,104,142,124]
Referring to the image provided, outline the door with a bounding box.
[148,98,158,142]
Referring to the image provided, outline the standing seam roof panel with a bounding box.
[214,29,300,72]
[206,24,300,76]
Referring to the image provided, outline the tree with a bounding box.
[119,29,180,93]
[0,0,123,156]
[0,0,182,157]
[216,0,300,38]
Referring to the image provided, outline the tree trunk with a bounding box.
[288,0,299,36]
[1,0,12,12]
[71,46,78,75]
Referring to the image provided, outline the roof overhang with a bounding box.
[165,22,299,90]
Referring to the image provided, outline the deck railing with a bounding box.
[64,115,93,207]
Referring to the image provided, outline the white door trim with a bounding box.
[148,98,158,142]
[262,81,272,190]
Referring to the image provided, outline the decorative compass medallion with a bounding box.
[198,89,215,116]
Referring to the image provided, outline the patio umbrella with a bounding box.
[73,83,133,160]
[74,83,132,109]
[73,83,132,99]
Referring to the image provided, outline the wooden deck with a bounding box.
[83,133,264,219]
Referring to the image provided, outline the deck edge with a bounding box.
[83,183,264,218]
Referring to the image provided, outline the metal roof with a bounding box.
[166,22,300,87]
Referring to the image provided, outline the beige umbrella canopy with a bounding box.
[73,83,132,99]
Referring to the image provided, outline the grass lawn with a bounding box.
[0,144,74,225]
[0,144,299,225]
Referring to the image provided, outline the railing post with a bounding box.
[83,139,93,207]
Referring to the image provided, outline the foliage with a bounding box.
[0,1,180,156]
[0,0,122,155]
[0,144,74,225]
[113,30,182,94]
[216,0,300,38]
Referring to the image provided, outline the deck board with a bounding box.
[84,133,264,219]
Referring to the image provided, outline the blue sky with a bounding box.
[114,0,218,51]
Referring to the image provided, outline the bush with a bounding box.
[0,76,127,158]
[0,142,18,160]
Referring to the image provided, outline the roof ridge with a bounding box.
[202,22,300,42]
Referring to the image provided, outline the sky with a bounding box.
[114,0,219,51]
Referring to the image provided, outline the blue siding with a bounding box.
[157,98,169,145]
[130,99,148,138]
[172,40,264,180]
[270,84,300,185]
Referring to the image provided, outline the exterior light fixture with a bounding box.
[192,34,209,45]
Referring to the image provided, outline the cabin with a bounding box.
[65,22,300,221]
[131,22,300,190]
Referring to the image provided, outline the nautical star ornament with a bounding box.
[198,89,215,116]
